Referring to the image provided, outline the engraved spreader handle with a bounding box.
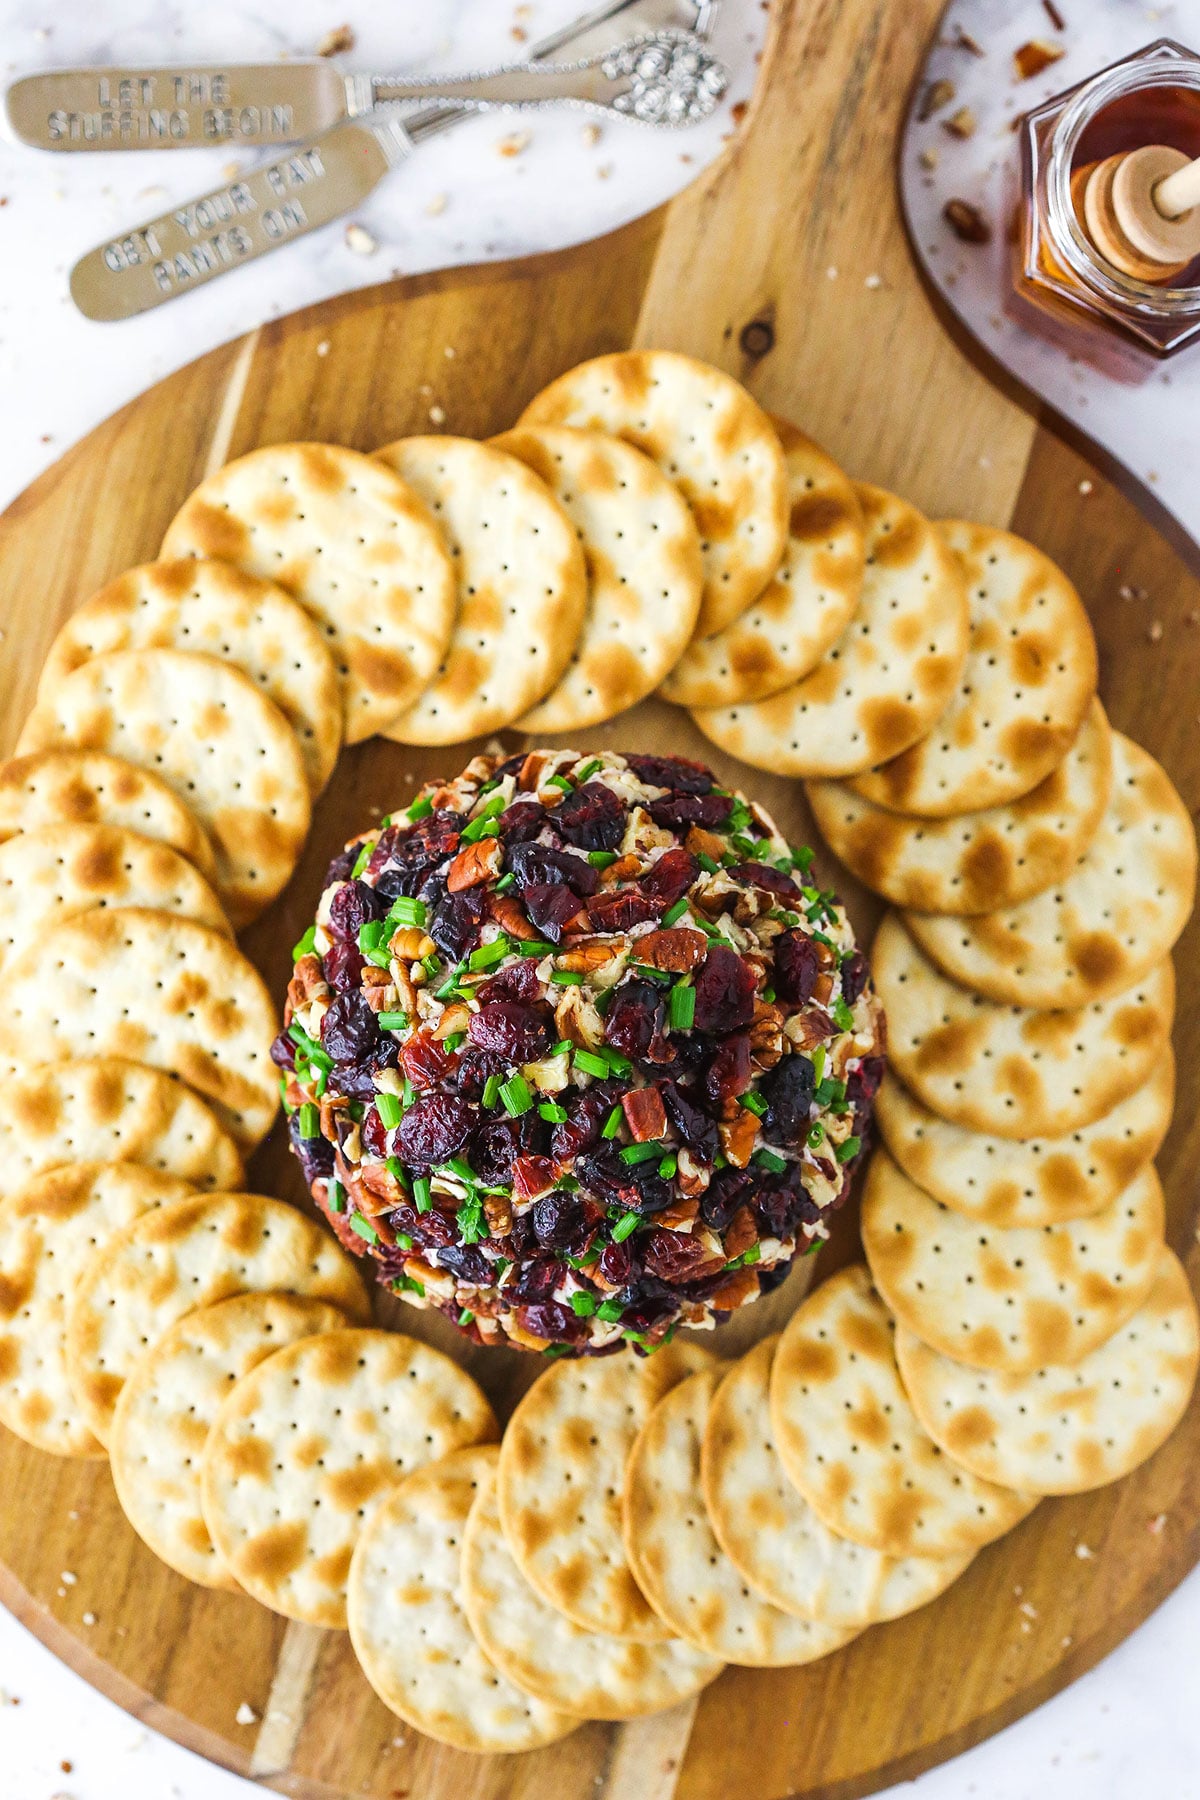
[69,114,412,322]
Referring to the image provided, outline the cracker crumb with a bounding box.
[581,122,602,147]
[236,1702,259,1726]
[345,223,378,256]
[317,24,355,56]
[1148,620,1164,642]
[316,340,330,357]
[221,160,241,182]
[597,162,614,180]
[497,130,532,158]
[81,1611,96,1626]
[1078,478,1093,494]
[511,24,528,40]
[424,192,448,217]
[428,405,447,425]
[944,107,977,139]
[1075,1542,1095,1559]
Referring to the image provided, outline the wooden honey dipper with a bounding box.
[1082,144,1200,282]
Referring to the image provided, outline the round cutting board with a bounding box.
[1,4,1199,1798]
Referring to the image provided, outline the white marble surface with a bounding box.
[901,0,1200,546]
[1,3,1199,1798]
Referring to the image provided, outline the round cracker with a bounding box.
[871,912,1174,1139]
[497,1340,713,1642]
[375,436,587,745]
[37,558,342,797]
[0,749,218,883]
[874,1057,1174,1229]
[202,1329,496,1626]
[161,442,456,743]
[701,1337,971,1630]
[624,1364,858,1665]
[490,424,703,731]
[862,1149,1164,1373]
[17,649,311,926]
[690,484,969,778]
[66,1192,370,1447]
[348,1445,575,1754]
[896,1248,1199,1495]
[805,698,1114,915]
[770,1264,1038,1557]
[0,822,230,977]
[850,521,1097,815]
[661,419,865,707]
[462,1462,724,1719]
[519,351,789,636]
[904,733,1196,1007]
[0,907,280,1150]
[0,1162,196,1458]
[0,1058,243,1202]
[110,1292,351,1589]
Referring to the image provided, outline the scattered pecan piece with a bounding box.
[1014,38,1064,80]
[748,1000,784,1067]
[518,751,552,791]
[943,105,976,138]
[813,972,836,1007]
[317,23,355,55]
[634,927,708,973]
[621,1085,668,1142]
[447,838,503,891]
[944,198,992,243]
[918,77,955,120]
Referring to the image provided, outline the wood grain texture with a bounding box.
[0,2,1198,1796]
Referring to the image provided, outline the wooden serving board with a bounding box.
[1,3,1199,1797]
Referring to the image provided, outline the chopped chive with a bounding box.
[292,924,317,962]
[667,982,695,1031]
[421,952,440,979]
[835,1135,862,1164]
[278,1075,294,1114]
[762,985,776,1004]
[603,1047,632,1076]
[397,1274,426,1296]
[442,1031,466,1052]
[631,963,672,985]
[458,1308,475,1326]
[395,1232,414,1251]
[375,1091,402,1130]
[597,1296,625,1321]
[587,849,618,869]
[806,1122,826,1148]
[494,871,516,894]
[297,1102,320,1140]
[499,1074,533,1117]
[662,898,689,927]
[401,1078,416,1111]
[387,896,427,930]
[602,1105,622,1139]
[444,1156,477,1184]
[349,1213,379,1245]
[482,1074,502,1109]
[792,844,815,874]
[731,833,758,857]
[696,852,719,874]
[405,794,434,822]
[358,920,391,969]
[327,1179,347,1214]
[812,1046,826,1085]
[547,773,574,792]
[573,1049,610,1079]
[377,1010,408,1032]
[435,965,466,999]
[743,1242,761,1264]
[657,1152,677,1179]
[457,1200,486,1244]
[517,939,555,957]
[803,1238,822,1257]
[740,1091,768,1116]
[620,1141,665,1165]
[753,1147,788,1174]
[569,1291,598,1317]
[543,1344,573,1358]
[611,1211,640,1243]
[551,968,585,986]
[550,1039,574,1057]
[287,1021,332,1072]
[413,1176,432,1214]
[832,996,855,1032]
[811,929,837,952]
[713,1150,727,1170]
[567,1245,602,1269]
[351,841,373,878]
[575,758,603,783]
[539,1101,568,1124]
[348,1099,365,1122]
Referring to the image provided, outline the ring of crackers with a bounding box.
[0,748,219,883]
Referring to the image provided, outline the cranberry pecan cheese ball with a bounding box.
[273,749,885,1355]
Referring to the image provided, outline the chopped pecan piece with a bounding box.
[748,999,784,1067]
[388,926,436,960]
[406,1255,453,1298]
[597,852,642,888]
[621,1085,668,1142]
[943,105,976,138]
[488,893,540,940]
[705,1266,761,1312]
[287,953,329,1011]
[686,825,726,862]
[447,838,504,891]
[556,936,628,972]
[483,1192,514,1237]
[655,1197,699,1231]
[813,972,836,1007]
[723,1204,758,1261]
[943,198,992,244]
[358,1161,405,1211]
[719,1108,760,1168]
[434,1003,471,1041]
[518,750,552,791]
[635,927,708,973]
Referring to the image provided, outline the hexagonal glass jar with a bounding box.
[1017,38,1200,365]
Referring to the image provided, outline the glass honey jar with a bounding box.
[1016,37,1200,373]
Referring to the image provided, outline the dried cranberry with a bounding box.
[550,1081,624,1161]
[455,1048,509,1103]
[516,1301,586,1344]
[586,889,663,933]
[758,1260,793,1295]
[642,1228,720,1283]
[701,1166,756,1233]
[523,882,584,942]
[619,1293,675,1334]
[397,1094,476,1166]
[508,842,599,895]
[512,1155,561,1202]
[511,1255,560,1303]
[660,1081,719,1160]
[477,959,539,1006]
[598,1238,640,1288]
[320,991,381,1065]
[288,1112,334,1187]
[753,1168,822,1239]
[639,847,699,906]
[531,1194,592,1252]
[436,1242,493,1284]
[400,1032,457,1092]
[553,781,625,852]
[361,1105,390,1158]
[323,844,360,886]
[624,753,714,794]
[429,886,487,960]
[498,800,546,843]
[840,950,870,1004]
[648,792,732,830]
[604,981,662,1060]
[270,1030,296,1071]
[576,1147,672,1215]
[732,860,799,897]
[328,878,388,942]
[468,1000,553,1063]
[322,937,366,992]
[846,1054,886,1111]
[704,1032,753,1106]
[774,931,820,1004]
[412,1206,455,1249]
[760,1054,816,1145]
[692,945,756,1032]
[337,1061,388,1102]
[473,1114,545,1186]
